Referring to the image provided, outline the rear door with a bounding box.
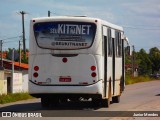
[102,26,108,97]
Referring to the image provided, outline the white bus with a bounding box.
[29,16,129,108]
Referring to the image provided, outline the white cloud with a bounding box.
[0,22,19,35]
[119,0,160,28]
[121,0,160,16]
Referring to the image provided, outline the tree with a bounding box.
[6,48,28,64]
[5,48,19,61]
[21,53,28,64]
[149,47,160,74]
[137,49,152,75]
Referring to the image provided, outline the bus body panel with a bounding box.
[29,79,103,95]
[29,54,99,85]
[115,58,122,80]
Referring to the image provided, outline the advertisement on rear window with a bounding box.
[34,22,96,49]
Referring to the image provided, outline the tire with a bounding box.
[112,96,120,103]
[41,97,50,108]
[101,98,110,108]
[92,98,101,107]
[103,79,111,108]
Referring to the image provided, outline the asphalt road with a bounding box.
[0,80,160,119]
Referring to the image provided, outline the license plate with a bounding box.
[59,77,71,82]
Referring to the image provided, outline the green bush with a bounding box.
[125,75,152,85]
[0,93,34,104]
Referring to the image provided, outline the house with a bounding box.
[0,59,29,94]
[125,64,138,77]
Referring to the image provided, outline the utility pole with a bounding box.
[48,11,50,17]
[19,40,21,70]
[132,45,135,77]
[0,40,3,68]
[19,11,26,54]
[11,48,15,93]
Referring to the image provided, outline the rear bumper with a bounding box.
[30,93,102,99]
[29,79,103,97]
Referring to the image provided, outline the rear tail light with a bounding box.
[91,72,97,77]
[62,58,68,63]
[91,66,96,71]
[33,66,39,78]
[33,72,38,78]
[34,66,39,71]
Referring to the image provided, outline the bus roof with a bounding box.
[32,16,123,31]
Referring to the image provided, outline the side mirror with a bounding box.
[126,46,131,56]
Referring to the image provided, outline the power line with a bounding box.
[3,40,21,43]
[0,36,21,41]
[122,24,160,27]
[123,26,160,30]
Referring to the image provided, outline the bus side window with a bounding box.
[103,36,107,55]
[115,31,122,57]
[118,32,122,56]
[102,26,108,56]
[103,36,107,44]
[108,28,112,56]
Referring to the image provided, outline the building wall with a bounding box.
[22,73,28,92]
[0,70,4,79]
[0,70,7,94]
[12,72,23,93]
[22,70,28,92]
[0,70,29,94]
[0,80,7,95]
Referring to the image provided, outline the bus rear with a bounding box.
[29,17,103,107]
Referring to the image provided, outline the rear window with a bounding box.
[34,22,96,50]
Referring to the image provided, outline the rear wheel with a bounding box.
[41,97,50,108]
[92,98,101,107]
[103,79,111,108]
[101,98,110,107]
[112,96,120,103]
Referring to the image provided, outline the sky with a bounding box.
[0,0,160,52]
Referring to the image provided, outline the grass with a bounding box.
[0,93,34,104]
[125,75,155,85]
